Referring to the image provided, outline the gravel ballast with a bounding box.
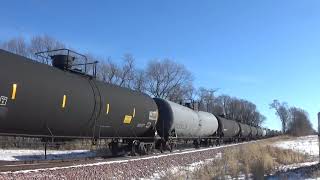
[0,145,230,180]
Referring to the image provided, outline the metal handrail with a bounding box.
[35,49,98,78]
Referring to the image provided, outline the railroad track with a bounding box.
[0,139,263,174]
[0,151,172,173]
[0,156,125,173]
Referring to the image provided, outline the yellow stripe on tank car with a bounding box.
[61,95,67,108]
[123,115,132,124]
[132,108,135,117]
[106,103,110,114]
[11,84,17,100]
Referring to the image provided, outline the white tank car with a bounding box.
[154,98,218,140]
[262,129,267,137]
[197,111,219,137]
[167,100,199,137]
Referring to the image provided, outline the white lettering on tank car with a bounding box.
[175,123,187,129]
[145,122,152,128]
[0,96,8,106]
[149,111,158,121]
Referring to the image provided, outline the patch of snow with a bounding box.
[1,140,259,174]
[186,160,204,171]
[277,161,319,172]
[184,154,220,172]
[0,140,265,175]
[149,153,223,179]
[273,135,319,156]
[267,161,319,180]
[0,149,96,161]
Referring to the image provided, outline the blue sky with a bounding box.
[1,0,320,130]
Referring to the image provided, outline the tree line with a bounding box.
[270,100,314,136]
[1,35,266,126]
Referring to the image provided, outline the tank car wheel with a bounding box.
[210,139,214,147]
[138,143,147,155]
[130,148,137,156]
[130,140,139,156]
[109,140,120,156]
[167,139,176,152]
[158,139,166,153]
[92,138,98,146]
[155,139,162,150]
[168,142,175,152]
[160,144,163,153]
[216,139,222,146]
[145,143,153,154]
[207,140,211,147]
[203,139,210,147]
[193,139,200,149]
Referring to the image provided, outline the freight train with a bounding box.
[0,49,280,155]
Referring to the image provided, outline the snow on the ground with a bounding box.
[147,136,320,180]
[266,161,319,180]
[0,149,96,161]
[273,135,319,156]
[269,135,320,179]
[1,141,248,175]
[1,142,256,179]
[277,161,319,172]
[2,136,319,179]
[185,152,221,172]
[147,152,222,179]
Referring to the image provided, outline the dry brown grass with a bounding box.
[163,140,310,180]
[260,135,292,144]
[311,167,320,178]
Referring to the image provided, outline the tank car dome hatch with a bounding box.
[35,48,98,78]
[51,54,75,70]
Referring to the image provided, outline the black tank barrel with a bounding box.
[0,49,158,139]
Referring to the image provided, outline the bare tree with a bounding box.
[1,35,66,64]
[213,95,232,116]
[131,69,147,93]
[145,59,194,102]
[212,95,265,126]
[1,37,29,57]
[97,54,136,89]
[197,87,218,113]
[167,82,194,103]
[118,54,135,88]
[29,35,65,63]
[97,56,194,98]
[270,100,290,133]
[98,57,120,84]
[287,107,314,136]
